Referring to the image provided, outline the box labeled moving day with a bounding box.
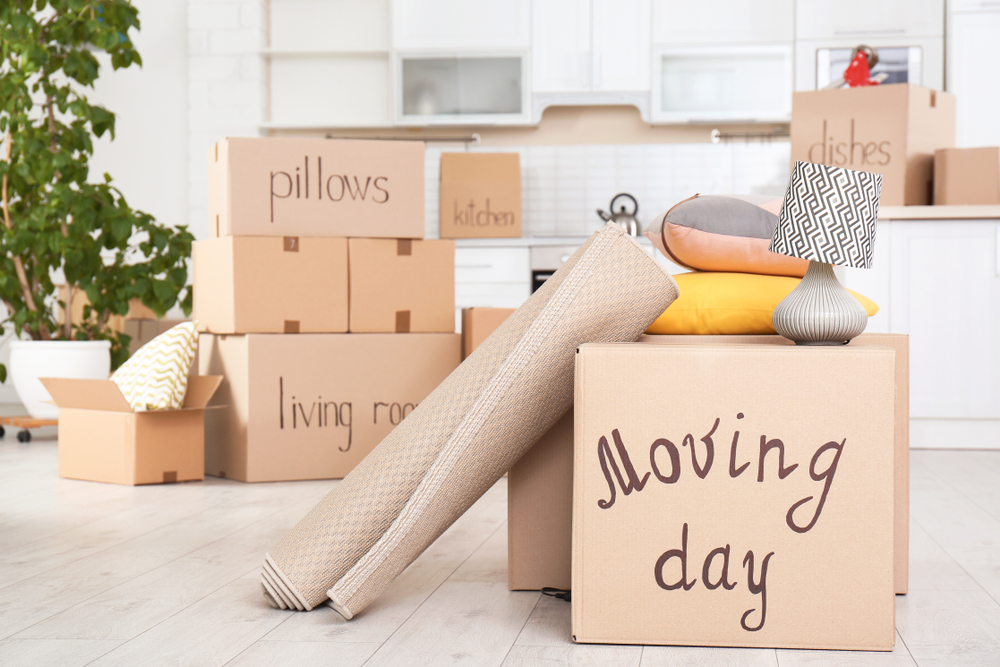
[461,307,514,359]
[349,238,455,333]
[439,153,521,239]
[199,333,461,482]
[193,236,348,335]
[934,147,1000,205]
[507,334,910,597]
[790,84,955,205]
[208,137,425,239]
[572,343,896,650]
[41,376,222,486]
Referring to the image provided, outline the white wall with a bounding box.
[89,0,189,235]
[187,0,268,241]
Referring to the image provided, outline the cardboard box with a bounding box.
[123,319,186,356]
[349,239,455,333]
[208,137,425,239]
[57,288,158,334]
[572,343,896,649]
[41,376,222,486]
[439,153,521,239]
[790,84,955,206]
[507,334,910,596]
[193,236,348,334]
[199,333,461,482]
[934,147,1000,205]
[508,409,573,591]
[461,307,515,359]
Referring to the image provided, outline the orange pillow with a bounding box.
[645,194,809,278]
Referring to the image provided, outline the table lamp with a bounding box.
[769,160,882,345]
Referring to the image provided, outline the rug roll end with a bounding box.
[262,553,314,611]
[325,593,355,620]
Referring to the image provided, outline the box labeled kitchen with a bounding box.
[349,238,455,333]
[461,307,514,358]
[790,84,955,206]
[208,137,425,239]
[41,376,222,486]
[508,334,911,597]
[439,153,521,239]
[199,333,461,482]
[193,236,348,335]
[934,147,1000,205]
[572,343,895,650]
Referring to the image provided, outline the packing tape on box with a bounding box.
[260,222,679,618]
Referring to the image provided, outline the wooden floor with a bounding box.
[2,434,1000,667]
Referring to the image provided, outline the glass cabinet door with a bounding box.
[398,55,528,124]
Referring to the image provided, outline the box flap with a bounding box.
[183,375,224,409]
[440,152,520,183]
[39,378,133,412]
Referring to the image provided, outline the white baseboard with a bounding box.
[911,419,1000,450]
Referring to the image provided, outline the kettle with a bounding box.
[597,193,641,236]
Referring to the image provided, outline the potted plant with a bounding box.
[0,1,193,418]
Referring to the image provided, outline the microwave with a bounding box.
[816,46,923,88]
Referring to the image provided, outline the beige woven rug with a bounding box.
[261,222,679,618]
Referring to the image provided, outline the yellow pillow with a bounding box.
[111,321,198,411]
[646,272,879,335]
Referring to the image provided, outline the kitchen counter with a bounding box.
[878,205,1000,220]
[454,235,653,247]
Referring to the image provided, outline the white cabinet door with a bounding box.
[797,0,944,40]
[840,221,893,334]
[947,11,1000,147]
[794,35,943,90]
[652,0,793,45]
[889,220,1000,419]
[392,0,530,50]
[532,0,592,92]
[592,0,651,91]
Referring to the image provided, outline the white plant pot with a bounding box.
[9,340,111,419]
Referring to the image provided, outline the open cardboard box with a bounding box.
[41,376,222,486]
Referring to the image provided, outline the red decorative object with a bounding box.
[843,50,880,87]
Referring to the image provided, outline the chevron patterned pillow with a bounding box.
[111,321,199,411]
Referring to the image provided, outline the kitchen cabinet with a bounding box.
[265,0,392,128]
[794,35,943,90]
[841,211,1000,449]
[946,8,1000,147]
[651,45,792,122]
[395,53,529,125]
[652,0,793,45]
[796,0,944,40]
[532,0,651,94]
[454,245,531,328]
[391,0,530,50]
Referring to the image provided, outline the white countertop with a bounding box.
[455,235,654,248]
[878,205,1000,220]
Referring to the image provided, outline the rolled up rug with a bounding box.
[261,222,679,618]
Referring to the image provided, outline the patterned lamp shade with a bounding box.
[770,161,882,269]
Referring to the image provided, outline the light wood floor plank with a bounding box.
[640,646,778,666]
[86,575,288,667]
[895,589,1000,666]
[775,632,915,667]
[225,640,379,667]
[0,638,120,667]
[503,645,642,667]
[264,480,509,645]
[362,525,539,667]
[13,494,327,641]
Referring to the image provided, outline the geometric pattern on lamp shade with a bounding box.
[769,160,882,269]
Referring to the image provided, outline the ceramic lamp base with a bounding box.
[772,261,868,345]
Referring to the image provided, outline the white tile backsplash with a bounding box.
[424,142,791,238]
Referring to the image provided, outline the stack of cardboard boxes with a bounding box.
[195,137,461,482]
